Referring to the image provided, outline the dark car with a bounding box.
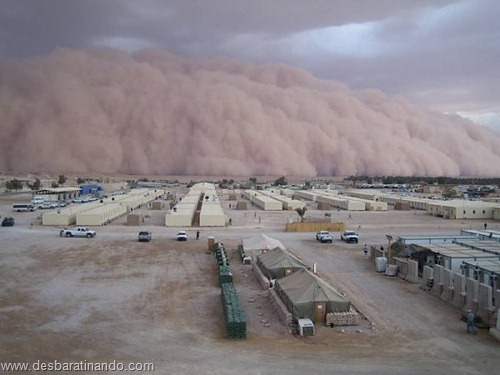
[2,217,15,227]
[138,231,152,242]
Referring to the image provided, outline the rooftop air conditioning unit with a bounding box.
[298,318,314,337]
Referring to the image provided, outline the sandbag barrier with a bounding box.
[218,265,233,285]
[215,242,247,339]
[221,283,247,339]
[215,242,232,286]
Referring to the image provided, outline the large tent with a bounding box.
[242,234,286,250]
[241,234,286,257]
[256,247,308,280]
[274,268,350,324]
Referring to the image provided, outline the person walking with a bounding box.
[196,230,200,240]
[467,310,477,334]
[363,244,368,258]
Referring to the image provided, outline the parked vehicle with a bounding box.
[2,217,15,227]
[60,227,97,238]
[40,202,59,209]
[341,230,359,243]
[176,231,188,241]
[316,231,333,243]
[138,231,152,242]
[12,203,36,212]
[31,197,45,204]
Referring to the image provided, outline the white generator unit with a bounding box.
[298,318,315,336]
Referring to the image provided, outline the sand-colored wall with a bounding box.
[285,221,346,233]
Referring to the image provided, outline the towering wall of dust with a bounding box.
[1,48,500,176]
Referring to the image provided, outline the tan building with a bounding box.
[42,188,164,226]
[243,190,283,210]
[165,182,226,227]
[427,199,497,220]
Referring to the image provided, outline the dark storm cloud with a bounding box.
[0,0,120,57]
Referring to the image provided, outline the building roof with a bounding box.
[461,259,500,274]
[36,187,81,193]
[424,243,500,259]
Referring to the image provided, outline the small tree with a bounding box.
[219,178,229,189]
[274,176,288,186]
[51,181,59,188]
[442,186,458,199]
[27,178,41,191]
[5,178,23,191]
[295,207,307,223]
[58,174,67,186]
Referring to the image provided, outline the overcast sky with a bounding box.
[1,0,499,129]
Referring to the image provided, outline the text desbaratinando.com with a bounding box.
[1,360,155,372]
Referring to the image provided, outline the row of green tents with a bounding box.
[246,235,351,323]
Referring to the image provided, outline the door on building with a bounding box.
[314,302,327,324]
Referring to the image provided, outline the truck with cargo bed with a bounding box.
[59,227,97,238]
[316,231,333,243]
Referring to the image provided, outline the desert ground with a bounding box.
[1,186,499,375]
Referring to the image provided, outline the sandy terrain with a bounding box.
[1,188,499,375]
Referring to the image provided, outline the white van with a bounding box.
[31,197,45,204]
[13,203,36,212]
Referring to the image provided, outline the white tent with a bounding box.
[242,234,286,257]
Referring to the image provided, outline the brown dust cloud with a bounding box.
[1,48,500,177]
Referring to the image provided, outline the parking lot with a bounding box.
[1,189,499,375]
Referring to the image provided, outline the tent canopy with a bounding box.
[242,234,286,251]
[275,268,350,322]
[256,247,308,280]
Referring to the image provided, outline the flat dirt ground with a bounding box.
[1,187,500,375]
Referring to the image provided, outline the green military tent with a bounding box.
[274,268,350,324]
[256,247,308,280]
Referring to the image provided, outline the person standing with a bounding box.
[363,244,368,258]
[467,310,476,334]
[196,230,200,240]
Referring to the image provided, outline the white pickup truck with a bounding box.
[60,227,97,238]
[316,231,333,243]
[341,230,359,243]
